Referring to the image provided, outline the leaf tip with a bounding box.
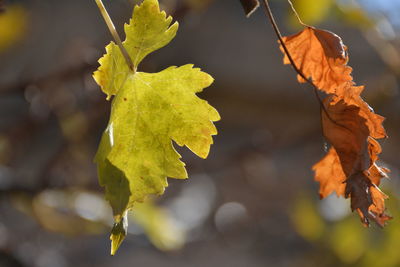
[198,147,211,159]
[170,20,179,33]
[110,213,128,255]
[206,72,215,85]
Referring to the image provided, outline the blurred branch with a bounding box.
[239,0,260,17]
[0,0,5,13]
[363,28,400,76]
[0,185,48,197]
[0,62,95,95]
[0,250,26,267]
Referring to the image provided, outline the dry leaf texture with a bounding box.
[281,26,390,226]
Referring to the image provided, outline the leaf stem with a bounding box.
[95,0,135,72]
[287,0,306,26]
[260,0,338,127]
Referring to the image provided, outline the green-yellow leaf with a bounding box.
[110,212,128,256]
[131,200,185,251]
[93,0,178,98]
[288,0,333,26]
[93,0,220,254]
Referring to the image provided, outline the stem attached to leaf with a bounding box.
[260,0,346,130]
[286,0,306,26]
[95,0,135,72]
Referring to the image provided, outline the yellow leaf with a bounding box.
[93,0,219,254]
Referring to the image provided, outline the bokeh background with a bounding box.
[0,0,400,266]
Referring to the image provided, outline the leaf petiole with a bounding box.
[95,0,135,72]
[260,0,345,130]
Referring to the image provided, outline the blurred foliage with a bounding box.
[0,4,27,53]
[285,0,375,29]
[0,0,398,266]
[11,190,108,236]
[291,191,400,267]
[329,217,367,264]
[288,0,333,26]
[334,3,374,29]
[11,188,184,253]
[291,193,325,241]
[132,200,185,251]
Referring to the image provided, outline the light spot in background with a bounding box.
[376,18,397,40]
[38,190,68,209]
[167,174,216,236]
[24,85,40,103]
[24,84,50,120]
[33,190,108,235]
[242,153,278,190]
[127,221,144,235]
[35,249,67,267]
[318,194,350,222]
[73,192,110,222]
[26,86,50,120]
[329,219,367,264]
[214,202,248,233]
[130,201,186,251]
[359,0,400,28]
[291,194,325,241]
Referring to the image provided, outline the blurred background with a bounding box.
[0,0,399,266]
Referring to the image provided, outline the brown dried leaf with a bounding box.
[368,186,391,227]
[280,23,390,226]
[321,97,370,176]
[352,182,390,227]
[335,87,387,139]
[313,146,390,227]
[345,172,373,225]
[280,26,386,138]
[367,137,389,185]
[280,27,353,96]
[312,147,345,198]
[316,97,390,226]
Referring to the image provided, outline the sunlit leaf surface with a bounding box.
[93,0,219,254]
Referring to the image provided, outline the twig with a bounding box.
[287,0,306,26]
[260,0,338,127]
[95,0,135,72]
[239,0,260,17]
[0,62,94,94]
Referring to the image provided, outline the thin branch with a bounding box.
[95,0,135,72]
[287,0,306,26]
[260,0,340,127]
[239,0,260,17]
[0,62,94,94]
